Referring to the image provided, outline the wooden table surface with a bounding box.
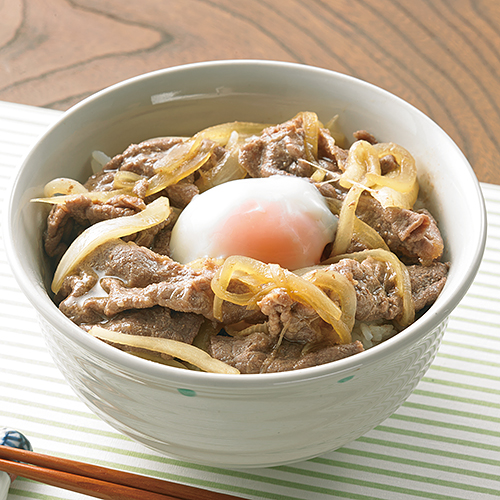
[1,0,499,184]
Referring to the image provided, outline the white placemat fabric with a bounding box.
[1,101,499,500]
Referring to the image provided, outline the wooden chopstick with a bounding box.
[0,446,244,500]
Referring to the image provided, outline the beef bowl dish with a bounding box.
[5,60,486,467]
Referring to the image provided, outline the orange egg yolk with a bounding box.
[214,200,329,270]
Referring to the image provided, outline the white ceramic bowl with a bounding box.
[5,60,486,468]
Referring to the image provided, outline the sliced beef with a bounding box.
[84,170,116,193]
[239,115,346,178]
[239,115,311,178]
[258,288,334,343]
[317,127,348,172]
[165,179,199,208]
[57,241,216,322]
[353,130,377,144]
[57,241,261,326]
[356,196,444,263]
[329,257,402,322]
[408,261,449,311]
[83,306,203,344]
[317,183,444,264]
[44,194,146,259]
[208,332,364,374]
[58,239,447,338]
[380,154,399,175]
[105,137,185,177]
[65,194,146,225]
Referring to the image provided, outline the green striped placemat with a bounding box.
[1,101,498,500]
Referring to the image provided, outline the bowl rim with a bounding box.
[4,59,488,389]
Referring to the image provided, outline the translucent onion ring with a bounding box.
[339,141,418,204]
[299,111,320,162]
[324,197,389,251]
[339,140,380,189]
[43,178,89,197]
[32,188,133,205]
[196,131,247,192]
[367,142,417,193]
[211,256,353,344]
[113,171,144,189]
[195,121,270,146]
[90,326,239,374]
[297,268,356,343]
[145,143,214,197]
[332,184,366,256]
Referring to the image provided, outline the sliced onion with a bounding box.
[370,179,419,210]
[145,143,214,196]
[152,139,195,174]
[353,217,390,251]
[322,194,388,251]
[51,197,171,293]
[89,326,239,374]
[298,268,356,343]
[366,143,417,193]
[211,256,353,344]
[196,131,247,192]
[340,140,380,189]
[332,184,365,256]
[43,178,89,197]
[32,188,133,205]
[340,141,418,206]
[91,150,111,173]
[324,114,347,148]
[195,121,269,146]
[113,171,144,189]
[299,111,320,162]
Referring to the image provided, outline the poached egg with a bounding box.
[169,176,338,270]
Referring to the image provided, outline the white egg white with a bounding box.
[169,175,338,269]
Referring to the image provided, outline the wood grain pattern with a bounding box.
[1,0,499,183]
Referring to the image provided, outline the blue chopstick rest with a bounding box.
[0,428,33,500]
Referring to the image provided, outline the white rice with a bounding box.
[351,321,398,349]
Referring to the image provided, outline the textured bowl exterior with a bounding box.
[38,312,447,467]
[5,60,486,467]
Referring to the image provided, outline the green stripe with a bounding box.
[403,400,500,424]
[2,395,92,419]
[0,354,57,371]
[374,424,500,453]
[421,376,500,396]
[278,462,491,500]
[440,339,500,357]
[412,388,500,410]
[443,326,500,343]
[0,311,37,323]
[305,457,500,495]
[447,314,500,329]
[480,257,500,267]
[390,413,500,439]
[0,325,40,337]
[470,279,500,291]
[8,485,69,500]
[0,364,70,385]
[0,337,48,350]
[429,363,500,382]
[356,435,500,468]
[436,352,500,369]
[1,410,126,441]
[29,434,377,500]
[334,446,500,482]
[459,300,500,312]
